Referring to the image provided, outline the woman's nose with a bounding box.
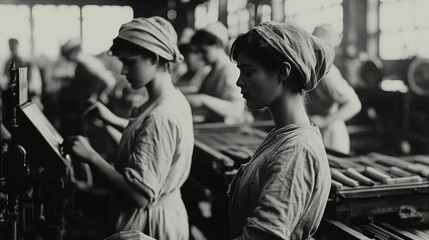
[236,76,244,87]
[121,66,128,75]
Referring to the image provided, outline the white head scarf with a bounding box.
[254,21,335,91]
[116,17,184,63]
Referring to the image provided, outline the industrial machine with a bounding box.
[1,63,72,240]
[318,152,429,240]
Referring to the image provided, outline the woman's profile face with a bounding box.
[235,52,280,110]
[117,51,156,89]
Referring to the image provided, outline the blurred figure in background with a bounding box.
[1,38,43,109]
[59,38,116,135]
[307,24,362,154]
[61,38,116,105]
[189,22,249,124]
[176,28,211,95]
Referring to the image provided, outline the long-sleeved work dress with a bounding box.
[228,124,331,240]
[109,88,194,240]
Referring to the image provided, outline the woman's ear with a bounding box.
[151,54,160,65]
[278,61,292,83]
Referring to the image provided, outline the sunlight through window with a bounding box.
[82,5,133,55]
[285,0,343,34]
[33,4,80,59]
[379,0,429,59]
[0,5,31,66]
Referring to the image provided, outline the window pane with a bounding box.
[416,29,429,57]
[285,0,343,34]
[0,5,31,66]
[194,4,208,29]
[207,0,219,24]
[379,0,427,59]
[82,5,133,55]
[380,31,416,59]
[259,4,272,23]
[296,10,320,32]
[33,4,80,59]
[227,0,247,13]
[415,0,429,27]
[323,5,343,33]
[380,0,413,31]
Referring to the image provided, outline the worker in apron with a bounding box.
[62,17,193,240]
[307,24,362,154]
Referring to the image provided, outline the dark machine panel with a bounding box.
[1,65,71,240]
[16,102,70,175]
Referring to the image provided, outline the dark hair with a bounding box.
[8,38,19,47]
[110,38,169,69]
[61,43,81,58]
[191,30,224,48]
[230,30,303,94]
[178,43,198,54]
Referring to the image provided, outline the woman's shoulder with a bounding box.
[270,127,326,162]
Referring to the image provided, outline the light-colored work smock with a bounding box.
[228,124,331,240]
[307,65,359,154]
[110,88,194,240]
[197,55,244,123]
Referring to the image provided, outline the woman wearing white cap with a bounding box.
[62,17,193,240]
[228,21,333,240]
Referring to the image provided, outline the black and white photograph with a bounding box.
[1,0,428,239]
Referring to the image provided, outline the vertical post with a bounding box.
[4,63,19,129]
[218,0,228,26]
[342,0,368,85]
[366,0,379,58]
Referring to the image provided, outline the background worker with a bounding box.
[307,24,362,154]
[188,22,248,124]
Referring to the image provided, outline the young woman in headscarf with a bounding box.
[227,21,334,240]
[61,17,193,240]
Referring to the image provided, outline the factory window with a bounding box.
[0,4,133,61]
[194,0,219,29]
[82,5,133,55]
[227,0,250,38]
[258,4,272,23]
[33,5,81,59]
[0,5,32,68]
[379,0,429,60]
[285,0,343,34]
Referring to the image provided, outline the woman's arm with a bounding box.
[187,94,245,120]
[83,100,129,131]
[311,94,361,128]
[105,125,123,145]
[62,136,149,208]
[311,70,362,128]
